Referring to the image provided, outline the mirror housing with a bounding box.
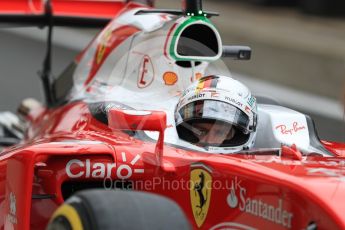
[281,144,302,160]
[108,109,167,167]
[222,45,251,60]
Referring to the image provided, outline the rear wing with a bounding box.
[0,0,152,28]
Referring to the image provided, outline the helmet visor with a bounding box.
[176,100,250,133]
[176,100,251,147]
[177,119,250,147]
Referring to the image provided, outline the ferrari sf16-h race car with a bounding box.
[0,0,345,229]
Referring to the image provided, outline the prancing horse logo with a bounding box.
[194,172,207,216]
[190,166,212,228]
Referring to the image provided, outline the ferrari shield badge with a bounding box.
[190,164,212,228]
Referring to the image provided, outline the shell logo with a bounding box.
[163,72,178,85]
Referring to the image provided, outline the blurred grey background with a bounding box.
[0,0,344,142]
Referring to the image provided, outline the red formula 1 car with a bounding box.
[1,0,345,229]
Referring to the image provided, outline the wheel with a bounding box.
[47,189,191,230]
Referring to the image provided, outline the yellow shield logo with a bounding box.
[190,166,212,228]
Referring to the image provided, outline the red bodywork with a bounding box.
[1,1,345,230]
[3,101,345,230]
[0,0,126,19]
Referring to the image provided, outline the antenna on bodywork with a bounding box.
[182,0,203,15]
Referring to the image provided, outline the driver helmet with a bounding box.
[175,75,257,154]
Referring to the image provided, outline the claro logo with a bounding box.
[66,155,144,180]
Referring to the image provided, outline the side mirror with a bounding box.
[281,144,302,160]
[108,109,167,167]
[222,45,251,60]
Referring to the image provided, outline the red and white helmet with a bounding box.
[175,75,257,154]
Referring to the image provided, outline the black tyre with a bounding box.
[47,190,191,230]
